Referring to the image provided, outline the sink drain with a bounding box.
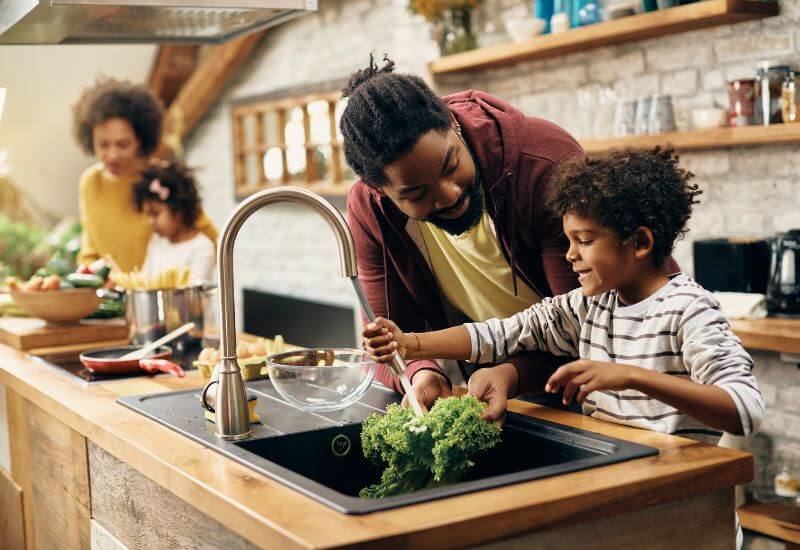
[331,434,351,457]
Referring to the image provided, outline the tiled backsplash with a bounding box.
[185,0,800,502]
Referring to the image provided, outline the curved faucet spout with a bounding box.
[209,186,357,440]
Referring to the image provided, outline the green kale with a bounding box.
[359,396,502,499]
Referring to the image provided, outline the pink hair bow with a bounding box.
[149,178,170,201]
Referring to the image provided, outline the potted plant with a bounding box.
[410,0,482,56]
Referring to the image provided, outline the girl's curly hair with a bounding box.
[547,147,702,266]
[133,162,200,227]
[72,77,164,156]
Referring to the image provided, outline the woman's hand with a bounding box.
[362,317,417,363]
[545,359,639,405]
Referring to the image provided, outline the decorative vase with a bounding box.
[438,7,478,56]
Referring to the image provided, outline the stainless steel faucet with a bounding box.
[203,186,358,440]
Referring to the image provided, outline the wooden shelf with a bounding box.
[429,0,777,75]
[739,502,800,544]
[730,318,800,355]
[581,124,800,153]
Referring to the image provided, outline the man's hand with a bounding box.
[362,317,417,363]
[545,359,639,405]
[466,363,518,422]
[404,369,452,410]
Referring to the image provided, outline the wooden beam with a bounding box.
[168,31,267,146]
[148,45,199,108]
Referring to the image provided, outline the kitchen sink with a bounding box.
[119,381,658,514]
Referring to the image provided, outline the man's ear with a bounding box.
[632,226,655,260]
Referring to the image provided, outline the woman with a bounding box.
[72,78,217,272]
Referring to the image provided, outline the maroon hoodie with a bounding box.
[347,90,585,393]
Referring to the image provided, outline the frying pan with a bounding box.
[79,345,185,377]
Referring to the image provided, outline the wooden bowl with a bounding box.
[9,288,103,324]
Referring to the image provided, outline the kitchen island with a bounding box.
[0,341,752,549]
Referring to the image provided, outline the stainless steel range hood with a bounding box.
[0,0,317,44]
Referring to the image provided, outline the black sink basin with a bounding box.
[118,382,658,514]
[234,411,656,514]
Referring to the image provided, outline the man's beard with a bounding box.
[424,178,484,236]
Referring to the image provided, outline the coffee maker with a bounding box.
[767,229,800,316]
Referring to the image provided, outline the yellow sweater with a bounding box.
[77,164,218,272]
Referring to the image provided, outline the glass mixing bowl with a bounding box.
[266,348,376,412]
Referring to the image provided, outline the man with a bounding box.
[342,55,583,409]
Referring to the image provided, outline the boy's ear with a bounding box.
[632,226,655,260]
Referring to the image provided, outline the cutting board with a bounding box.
[0,317,129,351]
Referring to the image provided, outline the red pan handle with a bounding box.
[139,359,185,377]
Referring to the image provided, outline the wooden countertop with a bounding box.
[0,344,754,549]
[730,318,800,355]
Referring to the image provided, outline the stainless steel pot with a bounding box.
[121,285,210,363]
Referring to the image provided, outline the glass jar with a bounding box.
[775,462,800,498]
[438,7,478,56]
[782,71,798,123]
[755,62,791,125]
[727,79,756,127]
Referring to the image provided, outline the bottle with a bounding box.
[551,0,572,33]
[782,71,798,123]
[775,463,800,499]
[755,62,771,126]
[535,0,555,34]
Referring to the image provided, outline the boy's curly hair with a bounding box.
[547,147,701,266]
[133,162,200,227]
[72,77,164,156]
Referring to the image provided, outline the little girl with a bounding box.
[133,162,216,284]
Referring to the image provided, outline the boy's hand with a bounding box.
[362,317,416,363]
[467,363,518,423]
[545,359,639,405]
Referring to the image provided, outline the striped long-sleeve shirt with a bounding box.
[466,273,764,442]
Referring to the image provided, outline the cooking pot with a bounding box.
[102,284,211,362]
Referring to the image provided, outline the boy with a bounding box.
[363,147,764,444]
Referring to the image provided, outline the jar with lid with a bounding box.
[782,71,798,123]
[755,61,791,125]
[774,462,800,499]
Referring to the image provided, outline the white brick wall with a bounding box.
[185,0,800,486]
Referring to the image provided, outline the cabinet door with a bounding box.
[0,467,25,550]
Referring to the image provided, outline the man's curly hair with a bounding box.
[72,77,164,156]
[547,147,701,266]
[133,162,201,227]
[339,53,451,187]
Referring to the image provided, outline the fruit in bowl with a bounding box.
[7,285,103,324]
[4,259,114,323]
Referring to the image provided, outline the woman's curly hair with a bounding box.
[72,77,164,156]
[547,147,701,266]
[133,162,200,227]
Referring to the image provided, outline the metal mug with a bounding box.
[124,285,206,364]
[613,100,637,137]
[634,96,653,135]
[649,94,677,133]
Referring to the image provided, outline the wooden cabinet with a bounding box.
[7,388,90,550]
[0,467,25,550]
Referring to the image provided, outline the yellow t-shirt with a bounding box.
[77,163,218,272]
[417,210,541,323]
